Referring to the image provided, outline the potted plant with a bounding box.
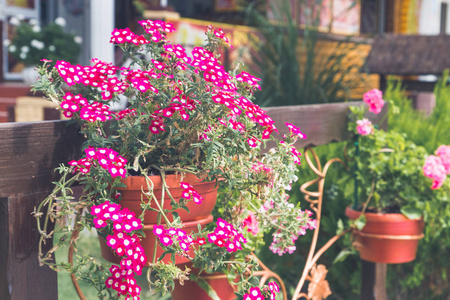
[32,20,316,299]
[5,15,81,84]
[345,89,450,264]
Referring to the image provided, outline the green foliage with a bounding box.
[7,18,81,66]
[246,0,367,106]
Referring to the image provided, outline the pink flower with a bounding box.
[356,119,374,136]
[285,122,307,139]
[435,145,450,174]
[423,155,447,189]
[363,89,384,114]
[242,211,260,235]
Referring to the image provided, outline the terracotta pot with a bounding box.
[116,173,219,224]
[346,207,424,264]
[171,263,237,300]
[99,215,214,266]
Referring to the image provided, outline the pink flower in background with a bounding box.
[423,155,447,189]
[435,145,450,174]
[356,119,374,136]
[363,89,384,114]
[243,211,260,235]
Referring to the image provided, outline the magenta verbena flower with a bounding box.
[207,218,246,253]
[68,147,127,178]
[91,201,146,299]
[180,182,204,204]
[285,122,307,139]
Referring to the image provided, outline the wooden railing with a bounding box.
[0,102,386,300]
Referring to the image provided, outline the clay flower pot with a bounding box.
[171,262,237,300]
[346,207,424,264]
[116,173,219,223]
[99,173,219,266]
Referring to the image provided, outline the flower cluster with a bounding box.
[180,182,204,204]
[356,118,374,136]
[91,201,146,300]
[138,19,176,42]
[363,88,384,114]
[207,218,247,253]
[423,145,450,189]
[242,211,260,236]
[68,147,127,178]
[55,59,127,100]
[153,225,195,251]
[243,282,280,300]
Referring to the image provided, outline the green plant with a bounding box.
[6,16,81,67]
[32,20,315,300]
[347,90,449,218]
[246,0,367,107]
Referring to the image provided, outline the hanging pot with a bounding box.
[116,173,219,224]
[346,207,424,264]
[99,214,214,266]
[171,262,237,300]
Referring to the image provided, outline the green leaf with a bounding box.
[354,215,366,230]
[336,219,344,235]
[333,248,355,264]
[401,206,423,220]
[191,275,221,300]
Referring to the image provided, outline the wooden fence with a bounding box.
[0,102,387,300]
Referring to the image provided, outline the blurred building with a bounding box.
[0,0,448,121]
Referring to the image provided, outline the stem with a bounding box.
[352,135,360,210]
[68,208,86,300]
[361,180,376,214]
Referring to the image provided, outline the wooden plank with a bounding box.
[0,120,83,300]
[0,194,58,300]
[265,101,387,149]
[0,120,84,196]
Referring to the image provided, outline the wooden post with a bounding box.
[361,260,387,300]
[0,120,83,300]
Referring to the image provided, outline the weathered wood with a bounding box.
[361,260,387,300]
[265,101,387,149]
[0,120,83,300]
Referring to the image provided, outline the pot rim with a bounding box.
[345,206,423,222]
[117,173,218,191]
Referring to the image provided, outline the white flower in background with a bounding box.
[9,16,20,26]
[49,45,56,51]
[9,45,16,53]
[3,39,10,47]
[54,17,66,27]
[29,18,39,26]
[30,39,45,50]
[74,36,82,44]
[32,25,41,32]
[16,14,25,20]
[19,52,26,59]
[21,46,30,53]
